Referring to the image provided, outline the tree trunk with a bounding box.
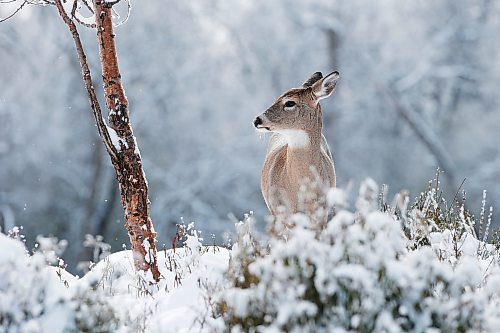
[54,0,160,282]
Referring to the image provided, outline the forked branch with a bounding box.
[0,0,27,23]
[54,0,160,281]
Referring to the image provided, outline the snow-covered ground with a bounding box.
[0,226,229,333]
[1,181,500,332]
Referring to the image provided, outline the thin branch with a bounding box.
[113,0,130,27]
[54,0,118,160]
[26,0,54,4]
[104,0,121,6]
[70,0,96,28]
[0,0,27,23]
[73,15,95,28]
[80,0,92,13]
[380,84,458,188]
[105,0,130,28]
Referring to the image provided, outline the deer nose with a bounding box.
[253,116,263,128]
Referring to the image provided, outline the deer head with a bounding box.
[253,71,339,142]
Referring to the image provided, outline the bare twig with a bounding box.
[70,0,96,28]
[106,0,131,28]
[54,0,118,161]
[26,0,55,4]
[72,14,95,28]
[80,0,92,12]
[104,0,121,6]
[0,0,27,23]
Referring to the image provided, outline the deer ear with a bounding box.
[312,71,339,100]
[302,72,323,87]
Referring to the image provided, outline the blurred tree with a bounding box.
[1,0,498,271]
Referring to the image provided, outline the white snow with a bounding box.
[105,121,128,151]
[0,229,229,333]
[1,181,500,332]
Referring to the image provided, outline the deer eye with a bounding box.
[284,101,296,108]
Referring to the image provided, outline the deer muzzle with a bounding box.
[253,115,271,131]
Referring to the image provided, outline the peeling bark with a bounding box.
[55,0,160,281]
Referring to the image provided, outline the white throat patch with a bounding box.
[276,129,310,148]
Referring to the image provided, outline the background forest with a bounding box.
[1,0,499,272]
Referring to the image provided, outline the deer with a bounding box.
[253,71,339,226]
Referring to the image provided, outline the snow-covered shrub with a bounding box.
[0,232,119,333]
[70,278,120,333]
[0,234,72,333]
[401,175,499,266]
[213,179,500,332]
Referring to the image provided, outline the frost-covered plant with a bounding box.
[402,172,497,266]
[71,280,120,333]
[226,213,265,287]
[212,213,267,330]
[0,233,73,333]
[404,176,470,251]
[213,179,500,333]
[0,231,120,333]
[6,226,25,244]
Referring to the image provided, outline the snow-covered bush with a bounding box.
[0,232,119,333]
[213,179,500,332]
[70,279,120,333]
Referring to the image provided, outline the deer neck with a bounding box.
[279,126,323,179]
